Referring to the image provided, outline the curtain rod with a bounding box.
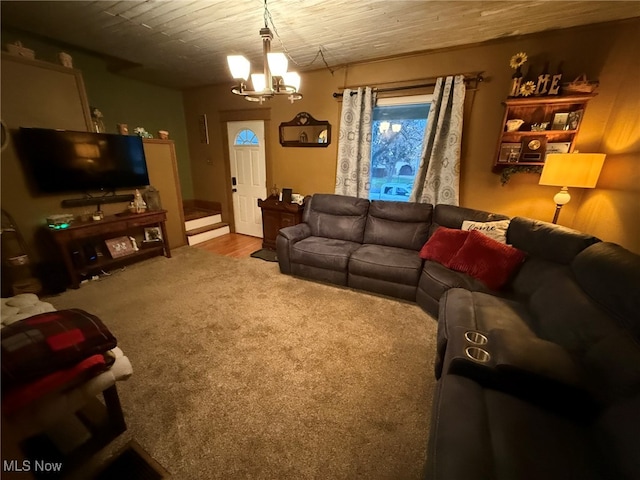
[332,72,484,98]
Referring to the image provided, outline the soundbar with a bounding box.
[61,194,134,208]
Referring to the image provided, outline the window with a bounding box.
[369,95,431,202]
[234,129,258,145]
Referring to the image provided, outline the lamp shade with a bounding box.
[283,71,301,91]
[251,73,267,92]
[539,153,606,188]
[227,55,251,80]
[267,52,288,77]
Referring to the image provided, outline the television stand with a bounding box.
[48,210,170,289]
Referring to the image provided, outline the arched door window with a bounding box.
[234,129,258,146]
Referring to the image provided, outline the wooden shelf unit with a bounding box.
[493,94,595,169]
[48,210,170,289]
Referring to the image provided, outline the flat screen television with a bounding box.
[17,128,150,194]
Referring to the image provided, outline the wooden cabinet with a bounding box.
[258,196,305,250]
[49,210,170,289]
[143,139,186,249]
[494,94,595,168]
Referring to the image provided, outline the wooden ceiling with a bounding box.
[2,1,638,89]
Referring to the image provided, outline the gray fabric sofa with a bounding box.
[276,193,640,480]
[277,193,432,300]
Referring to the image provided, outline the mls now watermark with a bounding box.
[3,459,64,473]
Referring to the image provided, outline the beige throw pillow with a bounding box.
[461,219,510,244]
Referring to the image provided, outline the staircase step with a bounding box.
[184,208,221,222]
[185,214,222,231]
[187,222,230,246]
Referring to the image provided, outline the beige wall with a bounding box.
[182,19,639,252]
[1,28,194,199]
[571,25,640,253]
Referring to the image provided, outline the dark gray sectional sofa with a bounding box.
[276,193,640,480]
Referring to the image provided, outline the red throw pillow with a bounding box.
[448,230,526,290]
[419,226,470,265]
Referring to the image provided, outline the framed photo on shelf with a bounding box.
[546,142,571,155]
[567,110,584,130]
[498,143,521,163]
[144,227,163,242]
[551,112,569,130]
[105,236,135,259]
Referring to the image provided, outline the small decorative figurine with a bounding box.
[132,189,147,213]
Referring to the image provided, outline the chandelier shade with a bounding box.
[227,55,250,81]
[267,52,289,77]
[226,1,302,103]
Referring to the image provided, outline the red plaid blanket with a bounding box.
[1,309,117,390]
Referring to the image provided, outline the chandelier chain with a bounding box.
[263,0,334,74]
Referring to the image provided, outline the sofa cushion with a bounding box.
[419,226,469,264]
[528,269,640,405]
[304,194,369,243]
[290,236,362,272]
[363,200,432,250]
[349,244,423,286]
[426,372,600,480]
[507,217,600,264]
[462,219,510,244]
[419,260,493,302]
[509,258,573,300]
[572,242,640,339]
[448,230,526,290]
[430,204,509,236]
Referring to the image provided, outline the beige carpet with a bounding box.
[46,246,438,479]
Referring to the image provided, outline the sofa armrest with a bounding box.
[279,223,311,243]
[276,224,311,274]
[446,327,596,418]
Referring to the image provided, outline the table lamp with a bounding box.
[539,153,606,224]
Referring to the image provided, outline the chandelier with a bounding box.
[227,0,302,104]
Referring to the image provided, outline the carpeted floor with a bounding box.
[46,246,438,479]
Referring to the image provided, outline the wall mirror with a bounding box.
[279,112,331,147]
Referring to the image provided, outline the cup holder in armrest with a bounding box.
[464,331,488,345]
[465,346,490,362]
[445,327,596,419]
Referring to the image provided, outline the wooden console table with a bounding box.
[258,196,305,250]
[48,210,170,289]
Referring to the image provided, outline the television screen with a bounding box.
[17,128,150,194]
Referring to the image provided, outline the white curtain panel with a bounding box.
[410,75,466,205]
[334,87,375,198]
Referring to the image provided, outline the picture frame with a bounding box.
[567,109,584,131]
[498,143,521,163]
[551,112,569,131]
[281,188,293,203]
[105,236,135,259]
[144,227,163,242]
[546,142,571,155]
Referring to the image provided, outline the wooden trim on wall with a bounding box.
[219,108,271,122]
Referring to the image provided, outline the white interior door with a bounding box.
[227,120,266,237]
